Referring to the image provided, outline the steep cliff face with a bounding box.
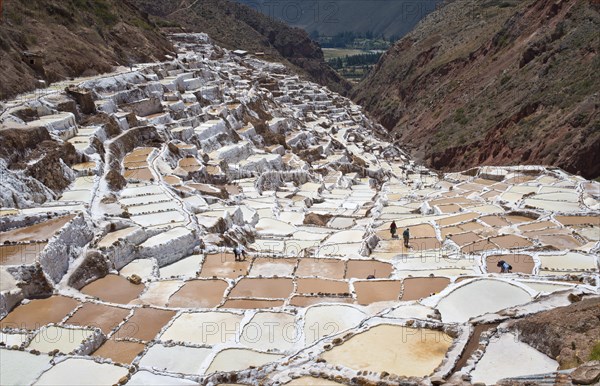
[0,0,174,100]
[353,0,600,179]
[129,0,351,95]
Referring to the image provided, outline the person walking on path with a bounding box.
[390,221,398,239]
[403,228,410,248]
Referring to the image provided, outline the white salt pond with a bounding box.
[0,349,51,385]
[255,218,297,236]
[159,254,202,278]
[98,226,139,248]
[120,259,156,281]
[27,326,96,354]
[34,358,129,385]
[140,227,191,248]
[0,331,29,347]
[160,312,243,345]
[303,305,366,345]
[240,312,298,352]
[470,333,558,384]
[205,348,283,374]
[321,324,452,377]
[126,370,197,385]
[138,344,211,376]
[134,280,183,307]
[436,279,532,323]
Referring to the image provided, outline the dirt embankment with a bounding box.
[513,297,600,369]
[353,0,600,179]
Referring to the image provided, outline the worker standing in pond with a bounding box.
[233,245,247,261]
[497,260,512,273]
[390,220,398,239]
[403,228,410,248]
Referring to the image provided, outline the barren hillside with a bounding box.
[0,0,174,100]
[353,0,600,179]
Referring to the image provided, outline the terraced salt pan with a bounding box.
[120,259,155,280]
[160,312,243,345]
[205,348,283,374]
[167,279,228,308]
[436,279,532,323]
[303,305,366,345]
[93,340,145,364]
[321,324,452,377]
[120,193,171,206]
[27,325,96,354]
[159,254,202,278]
[0,242,47,265]
[0,331,28,347]
[127,201,180,215]
[250,258,298,276]
[295,258,345,279]
[0,214,75,243]
[134,280,183,307]
[520,281,574,294]
[120,184,164,198]
[126,370,197,385]
[98,226,139,248]
[34,358,129,385]
[255,218,297,236]
[131,211,185,227]
[139,344,212,375]
[81,274,144,304]
[538,252,598,271]
[285,377,342,385]
[240,312,298,352]
[140,227,191,248]
[115,307,176,341]
[470,333,558,385]
[1,296,80,330]
[0,349,52,385]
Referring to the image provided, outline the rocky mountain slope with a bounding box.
[0,0,174,100]
[235,0,442,39]
[130,0,351,95]
[353,0,600,179]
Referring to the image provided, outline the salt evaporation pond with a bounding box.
[303,305,366,345]
[0,349,52,385]
[160,312,243,345]
[27,325,95,354]
[470,333,558,384]
[34,358,129,385]
[138,344,211,375]
[205,348,284,373]
[436,279,532,322]
[240,311,298,352]
[321,324,452,376]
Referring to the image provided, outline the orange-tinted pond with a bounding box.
[345,260,393,280]
[485,254,535,274]
[228,278,293,298]
[199,253,250,279]
[114,307,176,341]
[66,303,130,334]
[80,274,145,304]
[1,296,80,330]
[290,296,354,307]
[167,279,228,308]
[220,299,285,309]
[353,280,402,305]
[93,340,145,364]
[296,278,349,295]
[0,215,75,243]
[401,277,451,300]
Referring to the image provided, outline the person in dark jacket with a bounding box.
[497,260,512,273]
[403,228,410,248]
[390,221,398,238]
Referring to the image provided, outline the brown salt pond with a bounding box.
[401,277,451,301]
[199,253,250,279]
[124,167,154,181]
[228,278,294,298]
[296,278,349,295]
[485,254,535,274]
[93,340,145,364]
[0,214,75,243]
[479,215,510,227]
[345,260,393,280]
[1,296,80,330]
[220,299,285,309]
[290,296,354,307]
[167,279,228,308]
[505,215,536,224]
[518,221,558,232]
[490,234,533,249]
[461,240,498,254]
[80,274,145,304]
[449,232,482,247]
[452,323,498,373]
[0,242,47,265]
[296,258,345,279]
[555,215,600,226]
[66,303,130,334]
[408,237,443,252]
[321,324,452,376]
[437,212,479,226]
[353,280,402,305]
[113,307,176,341]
